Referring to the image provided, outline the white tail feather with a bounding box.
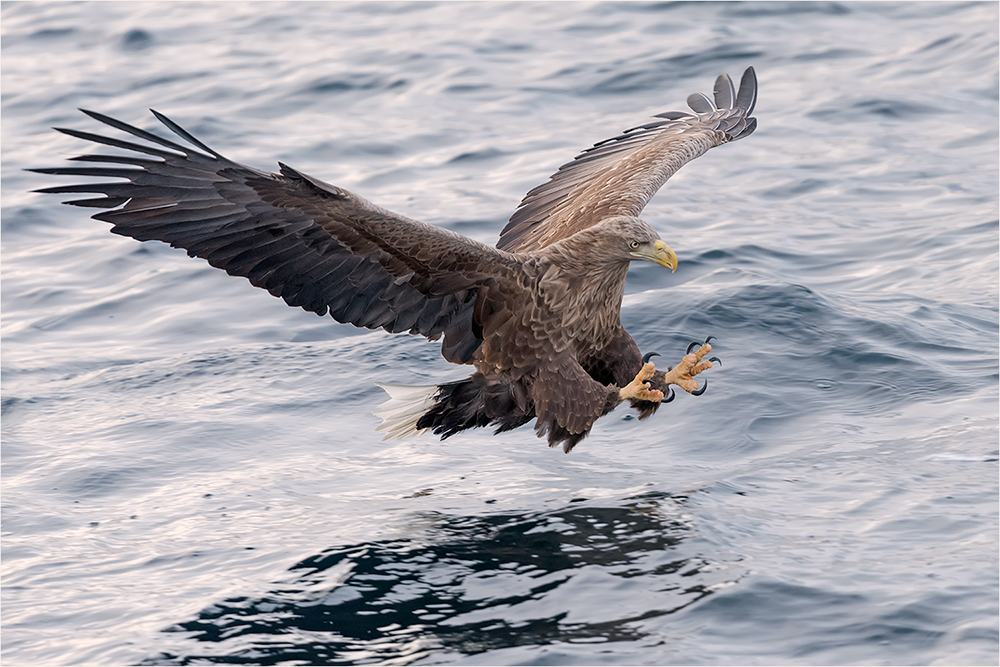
[373,382,439,440]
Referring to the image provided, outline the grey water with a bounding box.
[2,2,997,665]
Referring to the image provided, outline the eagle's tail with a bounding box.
[373,375,533,441]
[373,383,438,440]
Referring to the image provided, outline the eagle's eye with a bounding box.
[629,240,640,249]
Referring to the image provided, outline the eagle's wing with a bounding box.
[32,110,522,364]
[497,68,757,253]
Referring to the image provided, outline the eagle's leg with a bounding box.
[619,361,665,402]
[662,340,717,394]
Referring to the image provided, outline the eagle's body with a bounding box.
[412,217,667,448]
[33,68,758,452]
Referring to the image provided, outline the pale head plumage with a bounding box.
[537,216,676,272]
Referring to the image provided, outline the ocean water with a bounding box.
[2,2,997,665]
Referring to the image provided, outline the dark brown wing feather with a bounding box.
[497,68,758,252]
[31,110,522,363]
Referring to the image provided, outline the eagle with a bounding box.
[32,67,758,452]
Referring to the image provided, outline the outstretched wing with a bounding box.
[497,67,758,252]
[32,110,522,364]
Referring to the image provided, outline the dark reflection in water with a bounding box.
[150,493,721,665]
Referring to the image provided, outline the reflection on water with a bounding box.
[151,493,731,665]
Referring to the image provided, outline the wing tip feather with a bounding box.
[736,66,758,115]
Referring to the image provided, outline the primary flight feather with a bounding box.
[32,67,758,452]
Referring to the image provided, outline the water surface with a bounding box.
[2,2,997,665]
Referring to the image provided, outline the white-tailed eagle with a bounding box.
[33,68,758,452]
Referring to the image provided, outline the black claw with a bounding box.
[643,379,654,387]
[691,379,709,396]
[709,356,722,367]
[642,351,660,364]
[686,341,699,354]
[663,388,675,403]
[704,335,717,345]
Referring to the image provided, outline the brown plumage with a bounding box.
[31,68,758,452]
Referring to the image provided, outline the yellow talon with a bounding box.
[663,342,714,393]
[619,361,664,402]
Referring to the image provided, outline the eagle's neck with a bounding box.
[534,241,631,351]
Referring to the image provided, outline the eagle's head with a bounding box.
[588,216,678,271]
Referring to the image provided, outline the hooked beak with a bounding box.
[631,239,677,272]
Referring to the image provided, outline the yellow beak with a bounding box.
[632,239,677,272]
